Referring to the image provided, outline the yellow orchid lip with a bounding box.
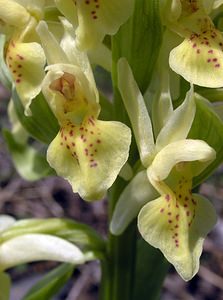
[159,175,195,248]
[41,59,131,201]
[59,115,101,169]
[167,0,223,87]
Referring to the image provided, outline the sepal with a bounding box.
[110,170,158,235]
[118,57,155,166]
[155,86,196,151]
[0,234,85,271]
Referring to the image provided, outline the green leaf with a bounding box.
[0,35,12,90]
[188,94,223,186]
[195,86,223,103]
[112,0,162,93]
[0,272,11,300]
[23,264,74,300]
[12,88,59,144]
[3,129,54,181]
[1,218,105,253]
[133,239,169,300]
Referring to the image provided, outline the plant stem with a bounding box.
[99,178,137,300]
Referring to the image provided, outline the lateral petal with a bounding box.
[148,139,216,182]
[156,86,195,151]
[6,39,46,115]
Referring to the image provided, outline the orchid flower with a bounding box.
[0,215,85,271]
[0,0,46,115]
[55,0,134,50]
[163,0,223,87]
[110,58,217,280]
[36,21,131,201]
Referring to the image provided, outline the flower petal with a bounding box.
[37,20,97,93]
[6,39,46,115]
[42,64,99,124]
[0,0,30,28]
[13,0,45,19]
[60,18,100,86]
[213,0,223,9]
[55,0,78,27]
[169,28,223,87]
[118,57,155,166]
[148,139,216,182]
[138,193,217,280]
[0,233,85,271]
[156,86,195,151]
[110,170,158,235]
[36,20,69,65]
[47,118,131,200]
[75,0,134,49]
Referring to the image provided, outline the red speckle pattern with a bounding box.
[159,177,196,248]
[181,0,200,14]
[188,19,223,69]
[59,116,102,168]
[6,40,24,84]
[81,0,100,20]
